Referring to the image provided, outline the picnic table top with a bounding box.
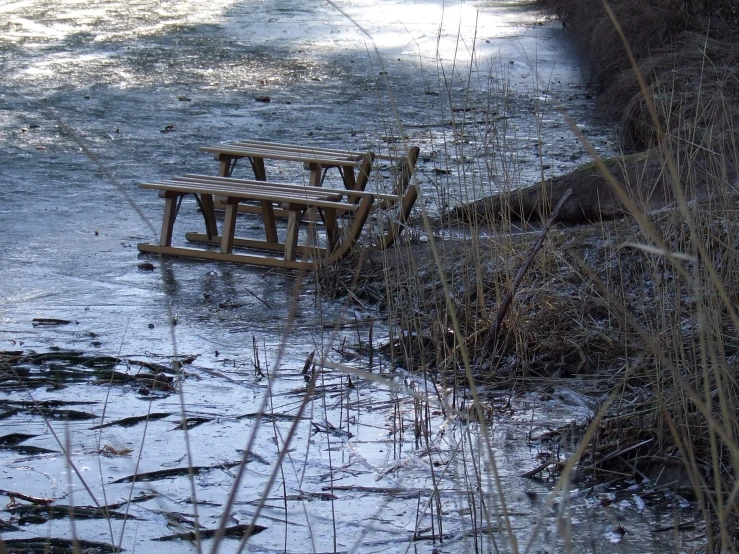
[199,139,404,165]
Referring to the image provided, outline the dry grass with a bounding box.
[317,2,739,549]
[351,168,739,550]
[541,0,739,153]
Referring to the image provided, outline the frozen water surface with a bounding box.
[0,1,691,552]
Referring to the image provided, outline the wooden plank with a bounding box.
[199,194,218,237]
[141,183,358,211]
[184,233,327,257]
[167,175,401,201]
[199,146,364,167]
[159,196,178,247]
[137,244,316,270]
[160,176,345,198]
[230,139,365,157]
[224,140,401,161]
[170,177,339,199]
[261,200,278,243]
[221,200,239,254]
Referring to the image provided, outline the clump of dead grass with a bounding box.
[541,0,739,153]
[370,194,739,547]
[319,2,739,546]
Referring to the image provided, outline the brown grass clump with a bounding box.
[364,193,739,548]
[320,2,739,547]
[540,0,739,153]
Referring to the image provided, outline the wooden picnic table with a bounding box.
[137,175,375,269]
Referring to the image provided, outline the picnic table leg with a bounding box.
[220,198,239,254]
[217,154,235,177]
[341,167,356,190]
[199,194,218,238]
[324,207,338,252]
[305,163,324,222]
[251,157,267,181]
[249,157,277,241]
[284,204,306,261]
[204,153,236,233]
[308,163,323,186]
[261,200,278,244]
[159,192,179,247]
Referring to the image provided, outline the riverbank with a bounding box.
[352,1,739,549]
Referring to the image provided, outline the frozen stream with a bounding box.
[0,1,691,552]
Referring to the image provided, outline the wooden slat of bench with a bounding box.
[223,139,402,161]
[137,244,318,270]
[140,182,360,212]
[228,146,361,162]
[178,174,401,203]
[211,145,360,161]
[172,175,340,198]
[230,139,366,158]
[146,180,338,201]
[199,146,363,168]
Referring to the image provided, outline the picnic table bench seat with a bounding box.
[137,176,374,270]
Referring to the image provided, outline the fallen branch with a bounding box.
[0,489,54,505]
[520,459,561,479]
[480,188,574,358]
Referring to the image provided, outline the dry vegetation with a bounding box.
[544,0,739,152]
[323,0,739,549]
